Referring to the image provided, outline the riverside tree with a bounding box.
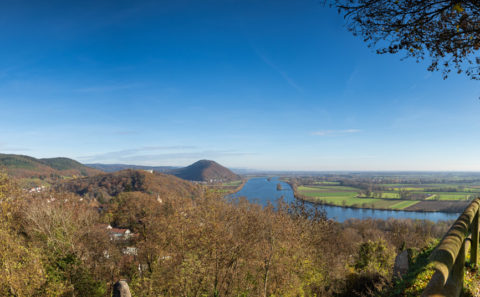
[333,0,480,79]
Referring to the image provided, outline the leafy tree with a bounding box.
[0,227,45,296]
[333,0,480,79]
[21,193,113,296]
[0,173,45,296]
[354,240,394,275]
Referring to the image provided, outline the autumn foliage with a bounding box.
[0,172,453,296]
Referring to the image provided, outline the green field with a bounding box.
[221,180,243,187]
[304,195,404,209]
[312,181,340,185]
[297,185,406,209]
[380,192,400,198]
[387,187,429,191]
[382,183,458,188]
[300,190,357,197]
[207,180,245,195]
[296,183,475,210]
[390,200,420,209]
[426,192,473,200]
[299,185,359,192]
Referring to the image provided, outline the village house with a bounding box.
[99,224,135,241]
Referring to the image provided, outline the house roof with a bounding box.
[110,228,130,234]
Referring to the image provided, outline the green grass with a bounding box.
[302,195,407,209]
[390,200,420,209]
[308,196,372,205]
[382,183,480,194]
[383,183,458,188]
[381,192,401,199]
[424,192,473,200]
[221,180,243,187]
[464,187,480,192]
[300,191,358,199]
[298,185,358,192]
[297,185,412,209]
[386,239,438,297]
[389,187,427,191]
[312,181,340,185]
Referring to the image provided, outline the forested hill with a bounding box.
[171,159,240,182]
[0,153,102,178]
[85,163,178,173]
[55,169,202,202]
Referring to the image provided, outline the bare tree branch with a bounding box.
[333,0,480,79]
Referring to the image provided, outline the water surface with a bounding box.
[229,177,459,222]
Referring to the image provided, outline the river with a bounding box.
[229,177,459,222]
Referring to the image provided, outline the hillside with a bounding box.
[55,169,202,201]
[172,159,240,182]
[85,163,178,173]
[0,153,102,178]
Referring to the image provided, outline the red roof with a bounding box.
[110,228,129,234]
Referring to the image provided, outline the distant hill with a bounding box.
[0,153,102,178]
[56,169,202,202]
[85,160,241,182]
[171,160,240,182]
[85,163,178,173]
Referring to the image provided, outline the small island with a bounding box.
[276,183,282,191]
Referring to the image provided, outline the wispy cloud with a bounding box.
[78,146,198,162]
[251,47,303,93]
[312,129,361,136]
[346,67,359,87]
[112,150,254,163]
[77,146,254,164]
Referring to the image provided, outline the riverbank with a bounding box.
[232,177,460,222]
[206,178,248,195]
[231,179,247,194]
[296,196,468,213]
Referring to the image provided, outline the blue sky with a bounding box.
[1,0,480,171]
